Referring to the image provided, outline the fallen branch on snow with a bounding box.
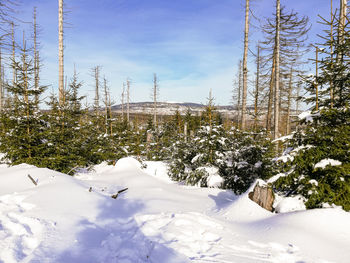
[27,174,38,186]
[111,188,128,199]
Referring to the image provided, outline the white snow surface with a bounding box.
[314,159,342,169]
[273,195,306,213]
[0,158,350,263]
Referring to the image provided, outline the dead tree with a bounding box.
[232,60,242,128]
[33,7,40,106]
[93,66,100,118]
[11,22,17,100]
[286,65,293,134]
[58,0,64,105]
[241,0,250,130]
[152,73,159,127]
[330,0,334,108]
[103,77,109,134]
[261,5,309,135]
[108,89,113,135]
[273,0,281,140]
[126,78,130,123]
[254,44,261,130]
[0,47,2,111]
[121,82,125,120]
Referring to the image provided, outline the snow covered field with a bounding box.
[0,158,349,263]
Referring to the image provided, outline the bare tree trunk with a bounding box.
[296,82,301,113]
[208,89,213,163]
[23,33,31,159]
[338,0,347,100]
[273,0,281,140]
[0,47,2,111]
[1,67,4,110]
[153,73,158,127]
[340,0,347,40]
[237,60,242,128]
[254,44,260,130]
[330,0,334,108]
[103,77,108,134]
[286,66,293,135]
[33,7,39,107]
[241,0,250,130]
[108,89,113,135]
[126,79,130,123]
[93,66,100,117]
[266,52,275,133]
[315,47,319,111]
[12,22,15,87]
[121,82,125,120]
[58,0,64,106]
[11,22,17,103]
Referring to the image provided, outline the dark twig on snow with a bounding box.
[27,174,37,186]
[111,188,128,199]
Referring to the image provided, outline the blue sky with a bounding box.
[17,0,333,106]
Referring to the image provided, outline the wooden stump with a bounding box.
[248,183,274,212]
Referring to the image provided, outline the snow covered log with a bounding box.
[248,182,274,212]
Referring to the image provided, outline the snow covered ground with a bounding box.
[0,158,349,263]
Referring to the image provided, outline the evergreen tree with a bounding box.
[0,42,46,166]
[273,12,350,211]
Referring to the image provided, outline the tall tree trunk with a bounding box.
[121,82,125,121]
[0,47,2,112]
[108,90,113,135]
[286,66,293,135]
[103,77,108,134]
[241,0,250,130]
[208,89,213,163]
[273,0,281,140]
[237,60,242,128]
[330,0,334,108]
[126,79,130,123]
[254,44,260,130]
[58,0,64,105]
[266,51,275,133]
[338,0,347,100]
[296,82,300,113]
[12,22,15,87]
[340,0,347,40]
[315,47,319,111]
[153,73,158,127]
[33,7,39,107]
[11,22,17,103]
[94,66,100,118]
[22,34,31,158]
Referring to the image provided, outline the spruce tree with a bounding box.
[0,41,46,166]
[273,12,350,211]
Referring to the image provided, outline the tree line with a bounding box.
[0,0,348,210]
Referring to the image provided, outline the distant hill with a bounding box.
[111,101,237,117]
[110,101,301,120]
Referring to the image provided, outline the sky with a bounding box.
[13,0,334,106]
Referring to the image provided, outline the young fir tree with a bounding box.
[0,41,46,166]
[219,129,275,194]
[273,10,350,211]
[41,71,87,173]
[168,94,228,187]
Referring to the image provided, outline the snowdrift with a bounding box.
[0,159,349,263]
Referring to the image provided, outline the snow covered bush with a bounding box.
[168,126,275,193]
[219,129,276,194]
[272,108,350,211]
